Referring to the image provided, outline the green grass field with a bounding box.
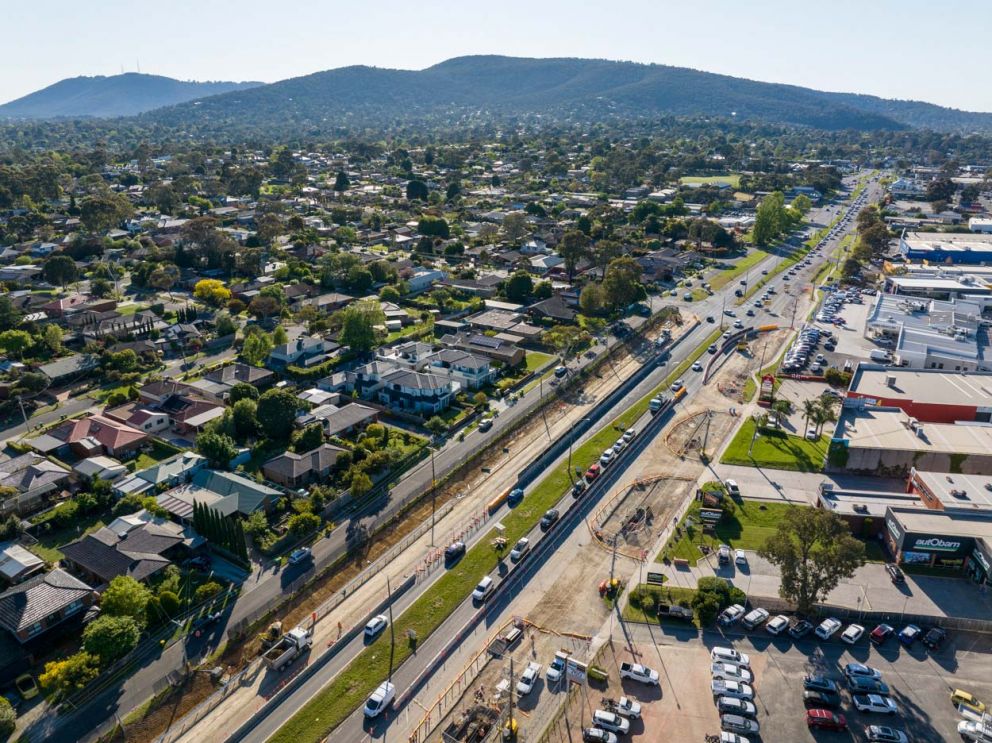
[623,583,700,625]
[680,174,742,189]
[525,350,555,372]
[270,329,724,743]
[709,248,771,291]
[660,499,797,566]
[720,417,828,472]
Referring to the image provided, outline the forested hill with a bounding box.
[135,55,992,135]
[0,74,262,118]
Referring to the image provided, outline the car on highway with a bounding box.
[709,344,718,354]
[540,509,560,530]
[509,537,530,561]
[671,379,684,391]
[288,547,312,566]
[599,449,615,467]
[853,694,898,715]
[711,679,754,700]
[554,365,568,378]
[706,315,715,323]
[581,729,617,743]
[585,464,601,482]
[516,661,541,696]
[444,541,466,561]
[765,614,789,635]
[478,417,493,432]
[806,709,847,731]
[622,428,637,443]
[472,576,495,602]
[870,624,894,645]
[865,726,909,743]
[364,680,395,718]
[592,709,630,735]
[733,320,743,328]
[691,361,703,372]
[842,624,865,644]
[364,614,388,639]
[508,487,524,505]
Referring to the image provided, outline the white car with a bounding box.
[725,480,740,496]
[592,709,630,735]
[599,449,615,467]
[841,623,865,644]
[853,694,898,714]
[711,647,751,667]
[711,679,754,700]
[509,537,530,561]
[815,617,842,639]
[765,615,789,635]
[622,428,637,443]
[472,575,495,602]
[364,614,388,639]
[288,547,312,565]
[691,361,703,372]
[364,680,395,718]
[741,608,769,630]
[671,379,684,391]
[717,696,757,718]
[718,604,745,626]
[711,663,753,683]
[546,651,568,682]
[516,661,541,696]
[844,662,882,679]
[734,549,747,566]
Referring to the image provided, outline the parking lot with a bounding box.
[610,622,992,742]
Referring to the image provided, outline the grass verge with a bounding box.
[720,417,828,472]
[624,583,700,626]
[709,248,771,291]
[525,351,555,372]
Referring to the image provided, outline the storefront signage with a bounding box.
[886,517,902,543]
[973,547,992,573]
[911,537,962,552]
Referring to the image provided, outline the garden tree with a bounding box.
[194,580,223,603]
[148,264,180,296]
[418,215,450,238]
[271,324,288,346]
[752,191,786,245]
[334,170,350,191]
[288,511,321,537]
[241,329,273,366]
[541,325,590,360]
[338,299,385,352]
[39,651,100,699]
[228,382,259,404]
[0,296,22,331]
[533,281,553,300]
[558,229,589,280]
[157,590,181,618]
[602,256,645,308]
[82,615,141,664]
[248,294,280,321]
[504,270,534,303]
[791,194,813,214]
[0,695,14,738]
[255,213,283,245]
[926,177,956,204]
[859,221,891,257]
[405,179,429,200]
[691,576,746,625]
[801,398,818,434]
[445,180,461,201]
[758,508,865,615]
[579,282,607,315]
[0,329,33,359]
[90,277,114,298]
[231,398,259,441]
[345,265,374,293]
[108,349,138,372]
[592,239,624,273]
[41,323,63,354]
[842,258,862,278]
[294,423,325,452]
[256,387,300,440]
[473,391,489,407]
[196,429,237,468]
[215,312,238,337]
[79,193,133,233]
[193,279,231,306]
[425,416,448,438]
[100,575,151,624]
[43,254,79,288]
[502,212,528,244]
[350,471,373,497]
[815,395,839,435]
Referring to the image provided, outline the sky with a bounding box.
[5,0,991,111]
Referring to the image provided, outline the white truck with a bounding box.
[619,662,659,685]
[958,720,992,743]
[603,696,642,719]
[869,349,892,363]
[262,626,313,671]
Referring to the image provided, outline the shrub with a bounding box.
[82,615,141,664]
[158,590,180,617]
[39,652,99,699]
[0,696,14,738]
[287,511,320,538]
[194,581,223,603]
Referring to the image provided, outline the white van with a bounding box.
[472,576,495,602]
[364,681,395,717]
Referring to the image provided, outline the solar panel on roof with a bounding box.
[469,335,501,349]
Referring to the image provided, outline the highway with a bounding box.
[238,174,881,743]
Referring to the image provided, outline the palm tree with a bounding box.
[802,399,818,434]
[816,398,838,436]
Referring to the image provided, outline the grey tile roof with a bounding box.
[0,569,93,634]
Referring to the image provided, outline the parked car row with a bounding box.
[802,664,912,741]
[709,645,760,738]
[780,325,833,376]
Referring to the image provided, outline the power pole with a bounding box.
[386,575,395,682]
[508,656,516,741]
[430,447,437,546]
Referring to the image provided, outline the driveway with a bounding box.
[702,464,903,505]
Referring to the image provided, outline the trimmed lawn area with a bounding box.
[680,174,742,189]
[30,511,110,562]
[660,499,797,566]
[130,440,183,471]
[709,248,770,291]
[525,350,555,373]
[720,417,827,472]
[624,583,700,625]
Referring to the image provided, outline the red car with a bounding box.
[806,708,847,731]
[585,464,601,483]
[870,624,894,645]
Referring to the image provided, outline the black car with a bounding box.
[790,620,813,639]
[444,541,466,560]
[540,509,560,530]
[706,315,716,323]
[804,676,838,693]
[923,627,947,650]
[803,690,841,709]
[885,564,905,583]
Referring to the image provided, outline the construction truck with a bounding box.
[262,625,313,671]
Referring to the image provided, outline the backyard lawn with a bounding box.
[130,440,184,471]
[30,511,109,562]
[660,499,797,566]
[525,350,555,372]
[720,417,828,472]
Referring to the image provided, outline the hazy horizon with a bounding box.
[5,0,991,112]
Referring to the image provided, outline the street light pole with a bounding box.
[429,446,437,547]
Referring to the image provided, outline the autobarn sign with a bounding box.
[903,533,973,556]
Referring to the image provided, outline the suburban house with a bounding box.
[348,361,459,415]
[138,380,224,407]
[104,404,171,435]
[0,542,44,585]
[36,353,100,385]
[113,452,207,498]
[156,393,226,435]
[192,363,275,399]
[157,469,280,522]
[262,443,347,488]
[438,332,526,367]
[296,401,379,437]
[0,568,97,643]
[32,414,149,459]
[428,349,496,390]
[526,295,578,324]
[267,337,338,370]
[0,452,71,516]
[61,511,201,588]
[72,455,129,482]
[407,268,447,294]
